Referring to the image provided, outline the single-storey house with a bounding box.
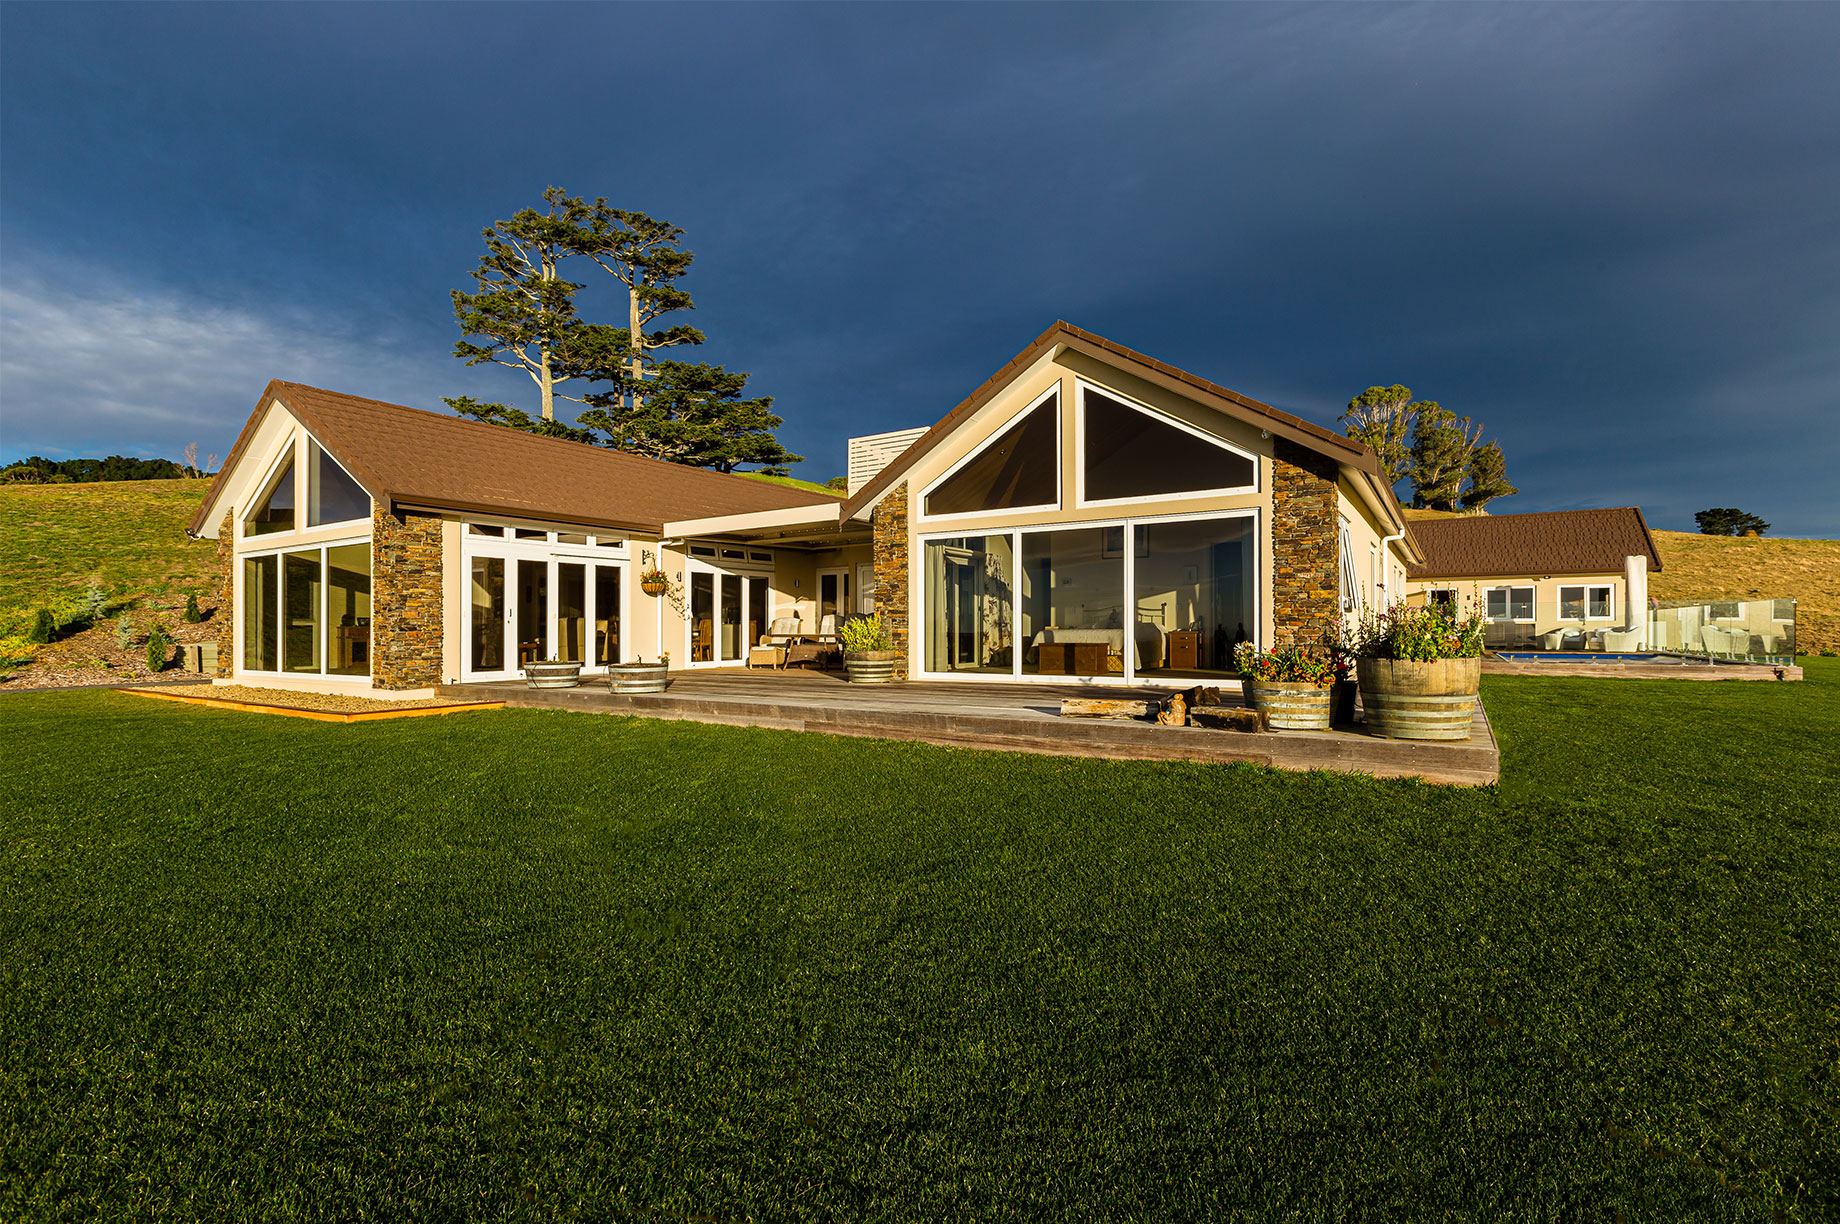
[188,321,1662,697]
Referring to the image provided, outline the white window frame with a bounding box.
[1486,585,1536,623]
[304,436,372,531]
[1558,583,1615,621]
[1338,521,1363,614]
[913,505,1260,687]
[241,435,301,542]
[235,535,374,682]
[680,544,778,670]
[1073,378,1259,510]
[459,520,632,680]
[917,384,1062,524]
[1772,598,1796,623]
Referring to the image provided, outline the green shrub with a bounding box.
[840,615,893,652]
[26,608,56,645]
[114,617,135,650]
[1354,602,1486,661]
[145,628,170,672]
[82,584,109,622]
[183,593,202,623]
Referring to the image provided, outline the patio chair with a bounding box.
[1537,630,1565,651]
[749,617,801,670]
[1697,626,1729,656]
[1600,627,1643,652]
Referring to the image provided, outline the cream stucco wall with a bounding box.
[1404,571,1636,643]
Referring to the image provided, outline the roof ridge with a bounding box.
[269,381,834,502]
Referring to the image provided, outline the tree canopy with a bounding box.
[1694,508,1770,536]
[449,188,801,474]
[1340,385,1516,511]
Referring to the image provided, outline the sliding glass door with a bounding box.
[684,559,774,669]
[462,530,628,680]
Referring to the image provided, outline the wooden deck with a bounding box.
[437,671,1499,786]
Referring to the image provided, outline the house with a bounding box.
[1402,508,1662,650]
[193,321,1657,698]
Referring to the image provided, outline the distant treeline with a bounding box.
[1,455,197,484]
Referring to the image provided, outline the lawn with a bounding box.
[2,667,1834,1221]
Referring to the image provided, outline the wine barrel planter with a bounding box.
[523,661,583,689]
[607,662,671,694]
[844,649,902,684]
[1356,656,1481,740]
[1240,680,1333,730]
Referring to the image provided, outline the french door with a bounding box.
[684,564,771,668]
[466,551,625,681]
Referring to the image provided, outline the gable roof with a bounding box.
[189,380,836,537]
[1406,507,1662,579]
[839,321,1407,533]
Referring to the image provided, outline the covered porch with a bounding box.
[435,669,1499,785]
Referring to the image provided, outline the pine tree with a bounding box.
[1339,386,1418,486]
[1405,404,1481,511]
[1694,508,1770,536]
[1461,441,1517,511]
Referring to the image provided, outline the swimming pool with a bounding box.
[1494,652,1669,663]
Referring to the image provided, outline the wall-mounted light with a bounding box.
[1260,429,1271,439]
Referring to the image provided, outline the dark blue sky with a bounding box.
[3,2,1836,534]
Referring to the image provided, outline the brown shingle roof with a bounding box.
[190,380,836,536]
[1406,508,1662,578]
[839,321,1405,530]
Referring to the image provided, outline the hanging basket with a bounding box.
[641,579,669,597]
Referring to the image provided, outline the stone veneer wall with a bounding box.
[371,506,444,689]
[870,480,910,680]
[215,511,235,677]
[1270,439,1342,649]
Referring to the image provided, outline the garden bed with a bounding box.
[117,684,503,722]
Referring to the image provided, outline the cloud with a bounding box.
[0,269,467,463]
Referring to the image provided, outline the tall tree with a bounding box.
[451,188,599,421]
[441,396,594,443]
[1461,440,1517,511]
[1694,508,1770,536]
[1339,385,1418,485]
[575,362,802,473]
[1405,403,1482,511]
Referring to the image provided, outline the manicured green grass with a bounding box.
[2,668,1835,1220]
[736,471,844,497]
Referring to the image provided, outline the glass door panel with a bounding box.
[747,576,768,654]
[594,565,621,666]
[282,549,322,673]
[517,558,547,666]
[557,563,586,663]
[690,573,714,662]
[719,574,743,661]
[243,554,279,671]
[470,556,506,673]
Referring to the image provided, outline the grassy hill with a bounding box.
[0,479,216,639]
[1652,531,1839,654]
[736,472,844,497]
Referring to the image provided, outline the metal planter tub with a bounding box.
[844,650,902,684]
[607,662,671,694]
[1356,656,1481,740]
[523,661,583,689]
[1240,680,1334,730]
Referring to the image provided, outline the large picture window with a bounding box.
[922,392,1058,518]
[246,455,295,536]
[1486,586,1535,622]
[240,541,371,678]
[923,535,1014,673]
[921,511,1256,683]
[1080,385,1256,505]
[1558,584,1613,620]
[307,439,370,526]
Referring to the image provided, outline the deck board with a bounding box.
[437,671,1498,785]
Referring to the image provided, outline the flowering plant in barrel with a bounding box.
[841,614,902,684]
[1349,600,1487,741]
[1232,641,1337,730]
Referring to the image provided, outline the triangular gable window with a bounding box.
[307,438,369,526]
[923,392,1058,517]
[1081,387,1256,504]
[246,454,295,535]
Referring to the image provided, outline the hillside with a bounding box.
[0,479,216,637]
[737,472,844,497]
[1652,531,1839,654]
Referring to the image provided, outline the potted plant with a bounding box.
[523,653,583,689]
[1232,641,1336,730]
[607,654,671,694]
[840,615,902,684]
[1351,601,1486,740]
[639,567,670,597]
